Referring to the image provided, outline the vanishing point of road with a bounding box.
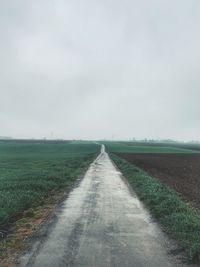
[18,145,190,267]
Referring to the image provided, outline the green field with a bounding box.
[104,141,200,153]
[0,140,99,228]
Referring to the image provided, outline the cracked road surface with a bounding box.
[18,145,189,267]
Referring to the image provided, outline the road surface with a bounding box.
[18,145,189,267]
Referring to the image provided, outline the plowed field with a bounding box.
[116,153,200,208]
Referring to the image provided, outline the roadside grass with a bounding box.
[0,140,99,229]
[111,153,200,262]
[104,141,200,154]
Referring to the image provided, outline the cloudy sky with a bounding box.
[0,0,200,141]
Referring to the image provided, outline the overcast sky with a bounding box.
[0,0,200,141]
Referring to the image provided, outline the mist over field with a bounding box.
[0,0,200,141]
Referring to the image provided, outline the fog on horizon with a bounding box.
[0,0,200,141]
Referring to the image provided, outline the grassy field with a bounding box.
[104,141,200,153]
[106,141,200,262]
[0,140,99,228]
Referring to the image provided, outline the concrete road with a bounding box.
[18,145,190,267]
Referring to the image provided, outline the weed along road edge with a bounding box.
[17,145,191,267]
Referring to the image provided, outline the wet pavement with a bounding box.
[17,145,190,267]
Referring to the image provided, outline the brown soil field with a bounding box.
[115,153,200,208]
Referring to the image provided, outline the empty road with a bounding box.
[18,145,189,267]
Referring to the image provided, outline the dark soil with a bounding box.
[115,153,200,208]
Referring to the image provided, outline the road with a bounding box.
[18,145,189,267]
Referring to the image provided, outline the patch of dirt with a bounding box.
[115,153,200,208]
[0,192,66,267]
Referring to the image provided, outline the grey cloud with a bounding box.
[0,0,200,140]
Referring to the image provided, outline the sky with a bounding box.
[0,0,200,141]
